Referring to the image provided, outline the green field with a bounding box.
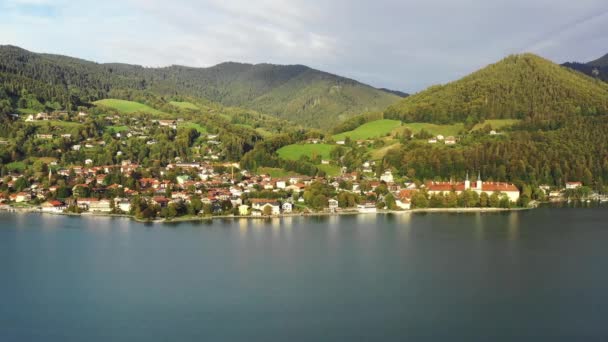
[316,163,341,176]
[170,101,199,110]
[106,125,129,132]
[277,143,334,161]
[370,142,402,160]
[94,99,165,115]
[472,119,521,131]
[399,122,465,137]
[333,119,402,140]
[179,122,207,134]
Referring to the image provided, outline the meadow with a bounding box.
[94,99,165,115]
[276,143,334,161]
[333,119,401,140]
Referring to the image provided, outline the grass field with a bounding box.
[472,119,521,131]
[370,142,402,160]
[179,122,207,134]
[400,122,465,137]
[94,99,165,115]
[277,143,334,161]
[170,101,199,110]
[333,119,401,140]
[106,125,129,132]
[316,164,341,176]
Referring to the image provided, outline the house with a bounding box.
[250,199,280,215]
[357,203,377,213]
[336,140,346,145]
[41,200,67,213]
[13,192,31,203]
[395,198,411,210]
[88,199,112,212]
[425,173,520,203]
[444,136,457,145]
[328,199,339,211]
[428,138,437,144]
[436,135,445,141]
[238,204,250,216]
[566,182,583,190]
[380,170,394,183]
[85,159,93,165]
[158,120,177,129]
[282,202,293,213]
[36,134,53,140]
[114,198,131,213]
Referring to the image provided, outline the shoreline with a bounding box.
[0,205,532,224]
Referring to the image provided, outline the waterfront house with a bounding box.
[238,204,250,216]
[282,202,293,213]
[566,182,582,189]
[41,200,67,213]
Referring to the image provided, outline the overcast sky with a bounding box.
[1,0,607,92]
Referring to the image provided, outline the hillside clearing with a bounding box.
[333,119,402,140]
[472,119,521,131]
[94,99,165,115]
[277,143,334,161]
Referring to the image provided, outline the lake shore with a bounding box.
[0,204,531,224]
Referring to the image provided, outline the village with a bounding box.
[0,153,600,221]
[0,110,603,221]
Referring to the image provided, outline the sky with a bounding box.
[1,0,607,92]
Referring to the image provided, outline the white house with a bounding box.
[250,199,280,215]
[281,202,293,213]
[328,199,339,211]
[565,182,582,190]
[380,170,394,183]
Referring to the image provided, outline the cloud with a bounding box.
[0,0,607,92]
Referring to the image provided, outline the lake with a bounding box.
[1,207,608,341]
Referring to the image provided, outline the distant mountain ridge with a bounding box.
[562,52,608,82]
[0,45,400,128]
[386,53,608,124]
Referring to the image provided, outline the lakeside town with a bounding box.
[1,111,604,222]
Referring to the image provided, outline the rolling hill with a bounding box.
[0,45,400,128]
[386,53,608,124]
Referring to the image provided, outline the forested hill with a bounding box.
[385,53,608,124]
[0,45,400,128]
[563,52,608,82]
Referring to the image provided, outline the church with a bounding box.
[425,173,520,203]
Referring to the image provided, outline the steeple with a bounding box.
[476,170,482,190]
[464,171,470,190]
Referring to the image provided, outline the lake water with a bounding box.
[1,207,608,341]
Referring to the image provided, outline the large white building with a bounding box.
[426,173,520,203]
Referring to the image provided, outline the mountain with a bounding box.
[588,53,608,67]
[386,53,608,124]
[563,52,608,82]
[0,45,400,128]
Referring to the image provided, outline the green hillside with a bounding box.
[333,119,401,140]
[386,53,608,124]
[169,101,199,110]
[0,45,399,128]
[94,99,165,115]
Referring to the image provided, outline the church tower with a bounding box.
[476,171,482,190]
[464,171,470,190]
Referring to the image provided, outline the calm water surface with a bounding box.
[1,207,607,341]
